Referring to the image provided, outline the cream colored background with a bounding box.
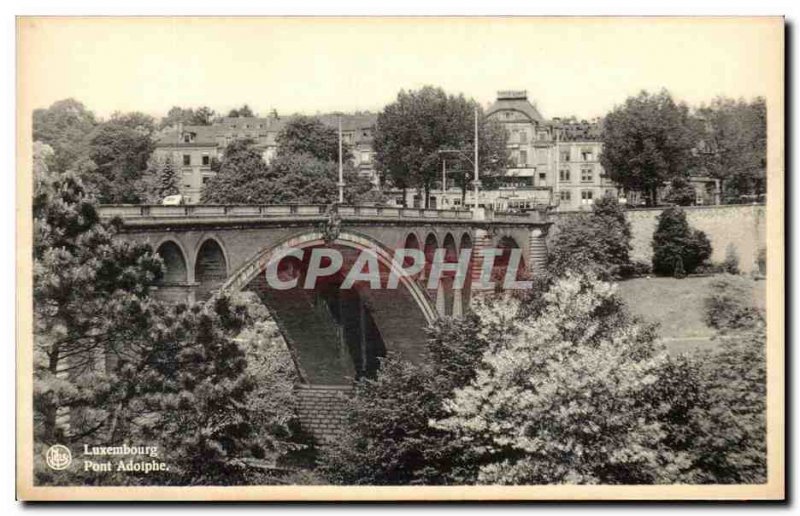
[16,16,785,501]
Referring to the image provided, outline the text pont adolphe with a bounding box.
[82,444,169,474]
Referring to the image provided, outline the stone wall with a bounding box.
[294,384,352,444]
[551,204,766,274]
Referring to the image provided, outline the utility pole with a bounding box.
[473,105,480,210]
[338,116,344,204]
[442,159,446,193]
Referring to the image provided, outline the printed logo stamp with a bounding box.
[45,445,72,471]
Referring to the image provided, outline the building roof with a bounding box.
[486,91,546,123]
[155,125,219,146]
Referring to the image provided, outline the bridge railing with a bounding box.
[97,204,546,223]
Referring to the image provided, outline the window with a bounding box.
[560,190,571,202]
[202,154,210,166]
[202,177,210,185]
[581,148,594,161]
[518,130,527,144]
[183,134,191,143]
[539,172,547,184]
[183,154,191,166]
[581,168,593,182]
[581,190,594,205]
[518,150,528,166]
[559,168,571,182]
[560,150,570,162]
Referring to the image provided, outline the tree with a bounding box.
[32,98,97,174]
[160,106,195,129]
[203,128,378,205]
[160,106,217,128]
[191,106,216,126]
[374,86,508,207]
[33,166,163,446]
[228,104,256,118]
[276,115,353,163]
[652,206,712,276]
[548,194,632,279]
[695,97,767,201]
[433,274,697,485]
[201,139,271,204]
[81,112,157,203]
[664,177,697,206]
[601,90,696,206]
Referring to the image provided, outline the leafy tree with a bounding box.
[201,139,271,203]
[601,90,696,206]
[203,138,377,205]
[32,98,98,174]
[548,194,632,279]
[192,106,216,126]
[160,106,217,128]
[652,206,712,276]
[664,177,697,206]
[81,112,157,203]
[276,115,353,163]
[433,274,698,485]
[695,97,767,201]
[374,86,508,207]
[319,312,493,485]
[228,104,256,118]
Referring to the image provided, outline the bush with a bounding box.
[722,244,740,275]
[432,274,701,485]
[652,206,712,276]
[549,195,632,279]
[703,274,764,332]
[681,329,766,483]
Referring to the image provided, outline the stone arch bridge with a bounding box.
[99,204,550,441]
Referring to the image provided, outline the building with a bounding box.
[154,113,379,204]
[484,90,617,212]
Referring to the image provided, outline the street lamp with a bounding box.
[437,106,481,211]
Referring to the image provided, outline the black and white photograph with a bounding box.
[14,15,784,501]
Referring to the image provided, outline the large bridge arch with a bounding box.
[221,229,437,385]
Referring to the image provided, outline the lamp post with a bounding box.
[438,106,481,211]
[337,116,344,204]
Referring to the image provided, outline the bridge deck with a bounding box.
[97,204,548,226]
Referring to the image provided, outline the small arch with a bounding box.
[442,233,458,315]
[195,238,229,300]
[423,233,439,285]
[403,232,421,270]
[155,240,188,284]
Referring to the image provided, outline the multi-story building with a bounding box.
[484,90,617,212]
[154,113,379,204]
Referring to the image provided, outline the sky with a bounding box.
[18,17,783,121]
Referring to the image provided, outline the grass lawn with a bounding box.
[615,275,766,355]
